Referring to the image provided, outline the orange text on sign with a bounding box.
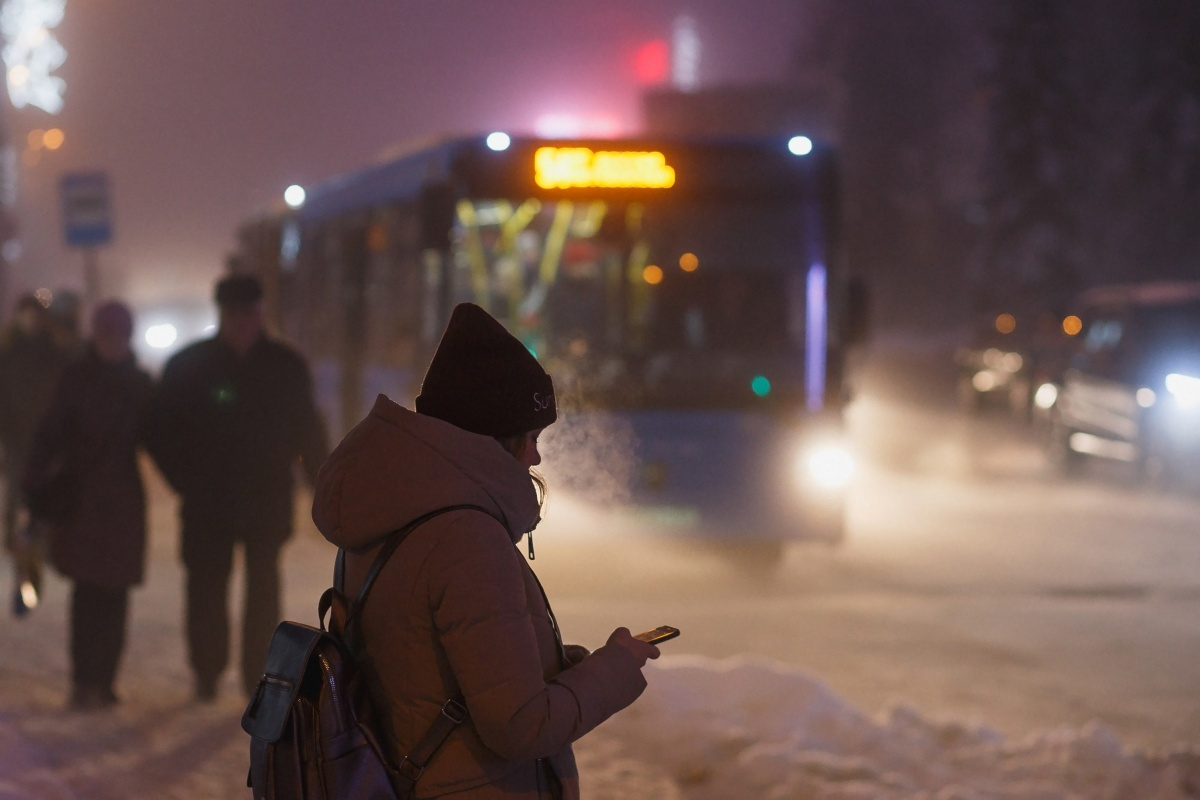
[534,147,676,189]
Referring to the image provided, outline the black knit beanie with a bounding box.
[416,303,557,437]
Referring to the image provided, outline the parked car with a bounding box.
[1045,281,1200,486]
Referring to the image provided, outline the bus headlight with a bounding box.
[796,443,855,491]
[1165,373,1200,408]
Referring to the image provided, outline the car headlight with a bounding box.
[982,348,1023,372]
[1034,382,1058,409]
[973,369,1001,391]
[144,323,179,349]
[1165,373,1200,409]
[796,442,854,491]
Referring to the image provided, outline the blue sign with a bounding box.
[61,172,112,247]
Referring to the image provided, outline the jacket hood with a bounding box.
[313,394,541,550]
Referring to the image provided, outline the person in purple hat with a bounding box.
[23,300,152,709]
[313,302,659,799]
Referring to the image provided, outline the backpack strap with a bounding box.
[319,503,504,793]
[321,503,501,647]
[354,504,499,607]
[395,697,470,789]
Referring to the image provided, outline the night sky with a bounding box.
[6,0,800,311]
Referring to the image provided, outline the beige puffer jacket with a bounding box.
[313,395,647,799]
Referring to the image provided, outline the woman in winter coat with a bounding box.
[313,303,659,799]
[23,301,152,710]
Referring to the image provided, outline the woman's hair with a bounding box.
[494,433,547,512]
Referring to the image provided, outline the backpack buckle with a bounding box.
[397,756,425,782]
[441,698,468,724]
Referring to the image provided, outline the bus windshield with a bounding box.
[449,197,812,410]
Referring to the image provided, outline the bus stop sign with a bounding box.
[60,171,112,247]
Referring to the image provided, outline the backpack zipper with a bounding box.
[316,650,348,733]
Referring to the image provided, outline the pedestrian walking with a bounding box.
[147,274,328,701]
[312,303,658,799]
[22,300,152,709]
[0,293,72,616]
[46,288,84,358]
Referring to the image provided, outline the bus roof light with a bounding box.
[788,136,813,156]
[284,185,306,209]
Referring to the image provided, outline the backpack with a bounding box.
[242,505,491,800]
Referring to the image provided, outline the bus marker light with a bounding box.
[787,136,813,156]
[284,184,306,209]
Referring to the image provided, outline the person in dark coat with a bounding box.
[23,300,152,709]
[0,293,72,616]
[313,304,659,798]
[147,274,329,701]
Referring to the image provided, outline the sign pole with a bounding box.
[82,245,98,311]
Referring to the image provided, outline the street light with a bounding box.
[0,0,66,312]
[1,0,66,114]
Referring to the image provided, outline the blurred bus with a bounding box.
[231,134,867,556]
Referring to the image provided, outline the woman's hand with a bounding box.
[563,644,591,666]
[605,627,661,668]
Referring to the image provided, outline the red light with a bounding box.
[632,39,669,85]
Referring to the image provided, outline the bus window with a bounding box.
[443,194,815,410]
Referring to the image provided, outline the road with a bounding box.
[533,338,1200,753]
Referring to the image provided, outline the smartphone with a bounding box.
[633,625,680,645]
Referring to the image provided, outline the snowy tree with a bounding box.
[791,0,990,330]
[788,0,1197,330]
[977,0,1089,314]
[979,0,1200,301]
[1120,0,1200,280]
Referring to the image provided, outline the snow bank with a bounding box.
[1,652,1197,798]
[587,655,1200,799]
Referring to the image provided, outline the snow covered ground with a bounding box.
[2,601,1198,799]
[2,487,1198,799]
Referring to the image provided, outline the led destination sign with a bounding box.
[534,146,676,190]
